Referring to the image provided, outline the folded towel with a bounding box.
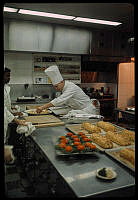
[63,110,104,119]
[16,122,36,137]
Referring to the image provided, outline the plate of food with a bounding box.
[24,109,51,115]
[54,131,98,156]
[96,167,117,180]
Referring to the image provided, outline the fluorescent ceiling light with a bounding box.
[73,17,122,26]
[4,7,18,13]
[18,9,75,20]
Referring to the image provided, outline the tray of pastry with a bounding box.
[65,121,135,152]
[105,146,135,172]
[24,109,52,115]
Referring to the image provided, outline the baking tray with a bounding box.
[65,123,134,152]
[24,114,63,124]
[24,109,52,115]
[52,136,99,156]
[49,106,72,115]
[105,146,135,172]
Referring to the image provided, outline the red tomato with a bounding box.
[66,132,73,136]
[71,135,78,139]
[78,132,84,136]
[58,143,66,148]
[73,142,81,146]
[73,138,80,142]
[84,142,92,147]
[77,145,85,151]
[90,144,96,150]
[65,146,73,152]
[83,137,91,142]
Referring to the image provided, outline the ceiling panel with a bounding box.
[3,3,134,33]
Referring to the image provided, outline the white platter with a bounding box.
[96,167,117,180]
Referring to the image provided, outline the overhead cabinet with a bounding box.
[4,19,133,57]
[91,30,133,57]
[4,19,90,54]
[91,30,113,56]
[8,20,39,51]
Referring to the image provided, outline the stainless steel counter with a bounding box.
[11,98,50,105]
[30,126,135,198]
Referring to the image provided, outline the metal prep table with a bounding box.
[27,125,135,198]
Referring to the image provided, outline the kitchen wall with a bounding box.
[117,61,135,109]
[5,51,118,101]
[4,51,56,101]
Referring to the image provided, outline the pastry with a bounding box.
[91,133,113,149]
[97,121,117,132]
[82,122,101,133]
[106,131,131,146]
[120,129,135,142]
[120,148,135,165]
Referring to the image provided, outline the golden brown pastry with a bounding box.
[120,148,135,165]
[82,122,101,133]
[97,121,117,132]
[106,131,131,146]
[120,129,135,142]
[91,133,113,149]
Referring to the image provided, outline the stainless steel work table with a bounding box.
[30,126,135,198]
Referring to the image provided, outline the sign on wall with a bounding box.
[33,53,81,84]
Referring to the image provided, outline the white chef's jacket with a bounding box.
[51,81,97,114]
[4,84,12,113]
[4,106,14,144]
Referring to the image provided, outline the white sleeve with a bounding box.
[4,106,14,144]
[4,106,14,124]
[51,87,75,107]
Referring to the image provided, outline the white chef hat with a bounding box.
[44,65,63,85]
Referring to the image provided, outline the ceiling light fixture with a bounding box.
[73,17,122,26]
[18,9,75,20]
[4,6,18,13]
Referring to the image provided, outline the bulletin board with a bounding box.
[32,53,81,84]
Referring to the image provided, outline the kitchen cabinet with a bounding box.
[91,30,133,57]
[8,20,38,51]
[4,19,90,54]
[112,32,133,57]
[91,30,113,56]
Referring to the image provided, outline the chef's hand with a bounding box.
[36,107,43,113]
[14,118,27,126]
[4,147,13,162]
[13,112,23,117]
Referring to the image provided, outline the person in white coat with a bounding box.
[36,65,98,115]
[4,67,27,144]
[4,67,23,116]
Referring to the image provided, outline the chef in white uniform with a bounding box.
[4,67,27,144]
[36,65,97,114]
[4,67,23,116]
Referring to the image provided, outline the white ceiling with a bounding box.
[4,3,134,34]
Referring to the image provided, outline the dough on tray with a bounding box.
[91,133,113,149]
[106,131,131,146]
[97,121,117,132]
[82,122,101,133]
[120,148,135,165]
[120,129,135,142]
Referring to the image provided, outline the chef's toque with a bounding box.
[44,65,63,85]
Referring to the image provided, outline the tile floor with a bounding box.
[5,160,35,198]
